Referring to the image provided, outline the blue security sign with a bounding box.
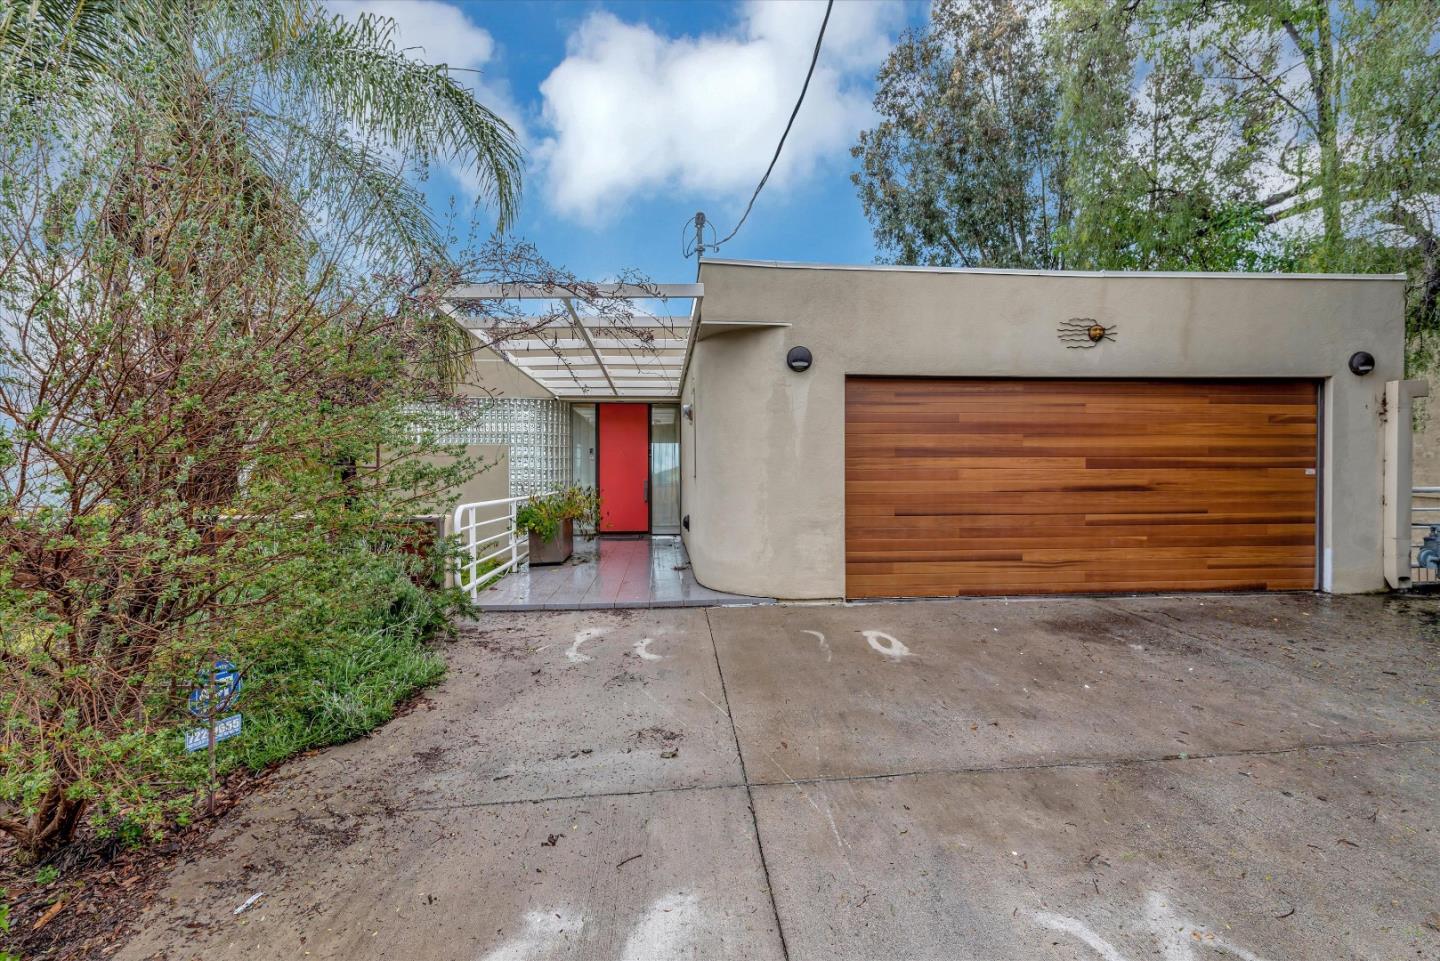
[185,713,242,752]
[188,660,242,719]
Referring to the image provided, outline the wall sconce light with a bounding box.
[1348,351,1375,376]
[681,402,694,421]
[786,346,813,372]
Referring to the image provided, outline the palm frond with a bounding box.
[0,0,141,81]
[269,11,522,231]
[254,110,447,266]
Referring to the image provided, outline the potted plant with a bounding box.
[516,487,599,565]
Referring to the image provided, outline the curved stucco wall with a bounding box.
[679,262,1406,599]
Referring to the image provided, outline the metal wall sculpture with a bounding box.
[1057,318,1117,348]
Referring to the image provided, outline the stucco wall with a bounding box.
[680,261,1407,599]
[431,345,553,527]
[424,445,510,522]
[456,346,555,400]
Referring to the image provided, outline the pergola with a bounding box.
[441,283,702,401]
[441,280,790,400]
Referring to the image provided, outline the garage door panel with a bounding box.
[847,413,1321,433]
[847,573,1314,596]
[844,378,1318,597]
[846,512,1317,531]
[846,564,1316,586]
[847,545,1316,566]
[847,528,1319,552]
[847,469,1317,494]
[846,494,1314,517]
[849,440,1318,458]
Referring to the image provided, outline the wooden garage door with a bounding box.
[845,378,1318,597]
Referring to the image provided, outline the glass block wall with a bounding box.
[426,398,572,497]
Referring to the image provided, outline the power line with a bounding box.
[686,0,834,257]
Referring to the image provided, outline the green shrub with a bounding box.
[0,896,14,961]
[0,57,477,858]
[230,550,456,770]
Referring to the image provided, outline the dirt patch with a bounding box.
[632,726,684,746]
[603,669,644,689]
[412,744,450,772]
[0,770,263,961]
[633,727,684,757]
[464,627,536,660]
[293,815,362,851]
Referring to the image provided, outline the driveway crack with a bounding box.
[704,607,793,961]
[380,733,1440,819]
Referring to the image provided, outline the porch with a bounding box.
[470,534,769,611]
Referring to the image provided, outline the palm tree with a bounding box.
[0,0,522,263]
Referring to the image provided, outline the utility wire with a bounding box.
[706,0,834,252]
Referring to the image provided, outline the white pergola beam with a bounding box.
[442,280,700,401]
[447,283,702,300]
[512,355,683,365]
[562,298,618,395]
[489,338,688,351]
[557,381,677,388]
[456,316,690,331]
[555,389,679,397]
[527,371,676,383]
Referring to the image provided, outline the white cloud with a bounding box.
[536,0,904,223]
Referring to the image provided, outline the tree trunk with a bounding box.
[1313,3,1342,265]
[1,787,89,860]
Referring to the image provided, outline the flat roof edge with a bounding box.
[699,258,1407,282]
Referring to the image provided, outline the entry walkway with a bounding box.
[472,535,770,610]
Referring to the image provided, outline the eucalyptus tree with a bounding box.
[1138,2,1438,270]
[854,0,1440,349]
[852,0,1070,269]
[1082,0,1440,338]
[1052,0,1290,271]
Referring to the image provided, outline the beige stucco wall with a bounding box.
[430,345,553,528]
[423,445,510,523]
[456,345,555,400]
[680,261,1407,599]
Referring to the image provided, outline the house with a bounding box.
[443,259,1420,601]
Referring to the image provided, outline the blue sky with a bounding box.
[329,0,927,283]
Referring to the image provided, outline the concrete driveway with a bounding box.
[119,594,1440,961]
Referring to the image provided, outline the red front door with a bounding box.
[598,403,649,533]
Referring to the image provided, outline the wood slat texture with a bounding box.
[844,378,1318,598]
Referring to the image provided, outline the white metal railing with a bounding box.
[452,492,553,600]
[1410,487,1440,585]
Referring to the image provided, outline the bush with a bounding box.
[1,539,459,857]
[514,487,600,541]
[0,52,474,858]
[230,548,456,771]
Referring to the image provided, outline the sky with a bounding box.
[326,0,927,284]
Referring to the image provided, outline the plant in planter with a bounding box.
[516,487,600,565]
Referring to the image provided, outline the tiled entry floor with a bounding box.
[472,535,773,611]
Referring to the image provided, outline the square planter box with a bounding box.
[528,518,574,566]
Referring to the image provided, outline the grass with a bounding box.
[224,557,454,772]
